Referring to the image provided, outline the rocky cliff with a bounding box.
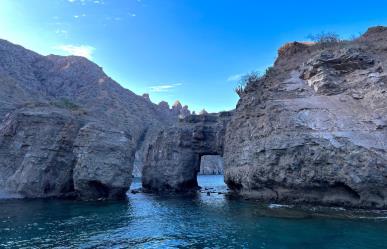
[2,26,387,209]
[142,112,232,192]
[224,27,387,208]
[132,98,192,177]
[0,39,174,200]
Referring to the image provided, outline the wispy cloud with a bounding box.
[55,45,95,59]
[67,0,105,4]
[149,83,182,93]
[55,29,68,37]
[227,73,244,82]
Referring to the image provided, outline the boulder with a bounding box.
[73,124,134,200]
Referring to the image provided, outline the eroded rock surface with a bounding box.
[224,27,387,208]
[0,39,174,200]
[142,112,232,192]
[0,107,81,198]
[73,124,134,200]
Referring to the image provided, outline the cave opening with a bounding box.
[197,155,225,189]
[199,155,224,175]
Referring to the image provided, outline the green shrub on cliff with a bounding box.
[234,69,276,97]
[307,32,342,48]
[234,71,260,96]
[52,98,80,110]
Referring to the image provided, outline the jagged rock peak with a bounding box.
[142,93,151,101]
[198,109,208,115]
[172,100,183,109]
[156,99,191,119]
[158,101,170,109]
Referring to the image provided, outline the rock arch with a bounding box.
[142,112,232,192]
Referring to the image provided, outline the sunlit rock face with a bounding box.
[0,39,175,200]
[142,112,232,192]
[224,27,387,208]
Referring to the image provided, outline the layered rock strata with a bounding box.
[0,39,173,200]
[224,27,387,208]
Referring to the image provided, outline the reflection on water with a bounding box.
[1,175,387,248]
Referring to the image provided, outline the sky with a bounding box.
[1,0,387,112]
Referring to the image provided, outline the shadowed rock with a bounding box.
[0,39,174,200]
[142,112,232,192]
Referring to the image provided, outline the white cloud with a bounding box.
[55,45,95,59]
[227,73,243,82]
[68,0,105,4]
[149,83,182,93]
[55,29,68,37]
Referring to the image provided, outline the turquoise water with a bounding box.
[1,175,387,249]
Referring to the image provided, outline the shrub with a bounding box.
[265,66,274,76]
[307,32,342,48]
[234,71,261,97]
[52,98,80,110]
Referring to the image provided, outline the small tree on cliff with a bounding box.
[234,71,261,97]
[307,32,342,48]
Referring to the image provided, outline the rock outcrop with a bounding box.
[142,112,232,192]
[0,107,81,198]
[2,26,387,209]
[73,124,134,200]
[224,27,387,208]
[0,39,174,200]
[199,155,224,175]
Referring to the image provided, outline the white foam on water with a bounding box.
[268,203,292,209]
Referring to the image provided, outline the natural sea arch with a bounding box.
[141,113,232,192]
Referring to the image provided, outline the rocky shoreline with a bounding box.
[1,26,386,209]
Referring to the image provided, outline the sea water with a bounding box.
[1,175,387,248]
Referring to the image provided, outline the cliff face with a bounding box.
[224,27,387,208]
[132,98,192,177]
[2,26,387,209]
[0,39,173,200]
[142,112,232,192]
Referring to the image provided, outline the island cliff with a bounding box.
[1,26,387,208]
[223,27,387,208]
[0,39,176,200]
[144,26,387,208]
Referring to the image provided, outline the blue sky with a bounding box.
[1,0,387,112]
